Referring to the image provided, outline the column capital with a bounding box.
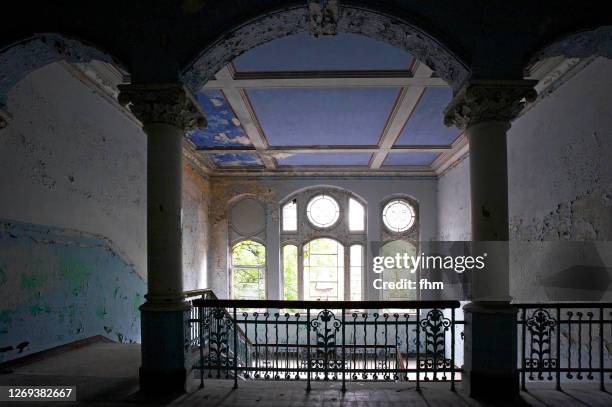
[117,83,206,132]
[444,79,538,129]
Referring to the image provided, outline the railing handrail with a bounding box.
[513,302,612,308]
[192,299,460,309]
[185,288,217,300]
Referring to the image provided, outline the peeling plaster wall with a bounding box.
[437,157,471,241]
[0,62,212,361]
[509,57,612,302]
[182,162,210,291]
[209,177,438,299]
[437,57,612,302]
[0,219,145,363]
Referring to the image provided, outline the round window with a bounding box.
[306,195,340,228]
[382,199,415,233]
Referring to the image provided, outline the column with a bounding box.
[444,80,536,399]
[118,83,206,393]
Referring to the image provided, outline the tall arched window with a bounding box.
[231,240,266,300]
[379,196,420,304]
[281,187,366,301]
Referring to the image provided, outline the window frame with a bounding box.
[280,187,367,302]
[229,239,267,300]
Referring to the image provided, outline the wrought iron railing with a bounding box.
[517,303,612,391]
[189,299,463,392]
[185,289,254,383]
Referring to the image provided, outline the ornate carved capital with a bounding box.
[444,80,538,129]
[117,83,206,131]
[308,0,339,37]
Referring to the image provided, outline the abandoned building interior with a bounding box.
[0,2,611,406]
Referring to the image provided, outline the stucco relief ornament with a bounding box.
[444,80,538,129]
[308,0,339,37]
[117,83,206,131]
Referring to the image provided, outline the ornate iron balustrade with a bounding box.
[185,290,254,378]
[517,303,612,391]
[189,299,463,392]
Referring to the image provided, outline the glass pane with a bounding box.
[306,195,340,228]
[232,240,266,266]
[282,200,297,231]
[348,198,365,231]
[350,245,363,301]
[303,238,344,301]
[382,199,415,233]
[283,245,298,301]
[232,267,265,300]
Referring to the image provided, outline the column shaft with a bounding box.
[118,83,205,394]
[445,79,536,400]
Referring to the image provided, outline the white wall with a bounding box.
[437,57,612,302]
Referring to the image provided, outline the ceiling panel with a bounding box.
[188,90,252,148]
[276,153,372,166]
[212,153,262,167]
[395,88,459,146]
[248,88,399,146]
[233,33,413,72]
[383,152,440,166]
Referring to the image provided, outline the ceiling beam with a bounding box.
[369,62,433,169]
[215,66,277,169]
[197,145,451,154]
[204,68,447,89]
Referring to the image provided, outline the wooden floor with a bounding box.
[1,342,612,406]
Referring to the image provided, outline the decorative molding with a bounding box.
[308,0,339,37]
[182,6,468,92]
[117,83,206,131]
[444,80,538,129]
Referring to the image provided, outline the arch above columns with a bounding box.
[181,5,470,93]
[0,33,124,127]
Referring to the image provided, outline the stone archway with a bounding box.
[181,4,470,93]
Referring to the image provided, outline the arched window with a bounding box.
[380,240,418,301]
[281,187,366,301]
[382,199,415,233]
[231,240,266,300]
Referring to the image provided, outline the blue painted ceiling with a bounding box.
[247,88,399,146]
[233,33,413,72]
[277,153,372,166]
[384,152,440,166]
[188,90,252,149]
[395,88,459,145]
[189,33,456,169]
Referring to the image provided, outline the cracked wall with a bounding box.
[0,61,212,361]
[437,57,612,302]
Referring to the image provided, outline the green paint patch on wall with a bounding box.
[29,303,51,316]
[0,267,7,286]
[20,272,47,290]
[59,256,90,296]
[95,303,107,319]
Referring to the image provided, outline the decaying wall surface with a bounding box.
[209,176,438,299]
[0,219,145,363]
[437,57,612,302]
[182,162,210,291]
[0,61,212,361]
[509,57,612,302]
[437,157,471,241]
